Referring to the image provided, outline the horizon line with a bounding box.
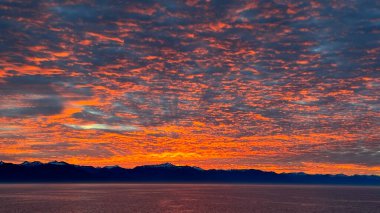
[2,160,379,177]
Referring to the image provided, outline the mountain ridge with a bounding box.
[0,161,379,185]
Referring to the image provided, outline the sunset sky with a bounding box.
[0,0,379,175]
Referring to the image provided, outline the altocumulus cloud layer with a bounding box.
[0,0,379,174]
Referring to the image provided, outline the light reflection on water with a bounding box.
[0,184,379,213]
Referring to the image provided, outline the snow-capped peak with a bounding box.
[156,162,176,168]
[48,161,69,166]
[21,161,43,166]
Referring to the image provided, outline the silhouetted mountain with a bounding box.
[0,161,379,185]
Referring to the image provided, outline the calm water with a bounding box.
[0,184,379,213]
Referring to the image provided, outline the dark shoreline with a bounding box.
[1,182,380,187]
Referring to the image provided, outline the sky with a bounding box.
[0,0,379,175]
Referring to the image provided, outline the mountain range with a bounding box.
[0,161,379,185]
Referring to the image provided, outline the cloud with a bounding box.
[0,75,64,117]
[65,124,138,132]
[0,0,378,174]
[0,96,64,117]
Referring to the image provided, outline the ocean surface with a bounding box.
[0,184,379,213]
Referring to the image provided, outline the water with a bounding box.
[0,184,379,213]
